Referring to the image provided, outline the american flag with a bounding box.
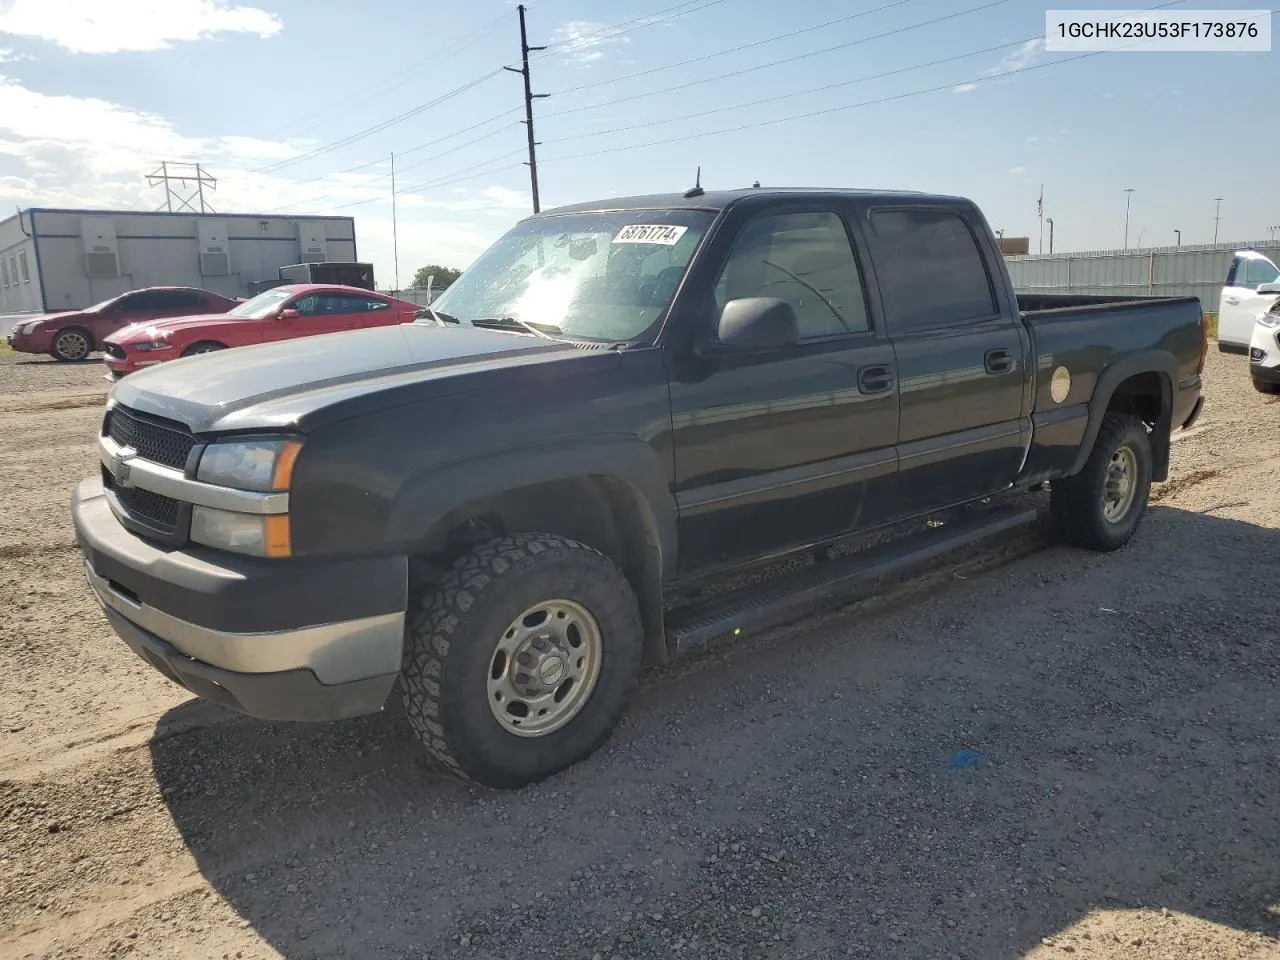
[1037,186,1043,218]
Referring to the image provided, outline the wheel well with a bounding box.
[183,340,227,355]
[410,477,668,666]
[1106,371,1163,425]
[1104,370,1171,481]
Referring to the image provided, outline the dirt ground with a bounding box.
[0,346,1277,960]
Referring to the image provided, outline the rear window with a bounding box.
[869,208,998,333]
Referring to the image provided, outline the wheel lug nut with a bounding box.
[516,673,532,684]
[516,652,532,666]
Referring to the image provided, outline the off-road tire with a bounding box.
[400,533,644,789]
[182,341,227,357]
[51,327,94,362]
[1252,377,1280,394]
[1050,412,1152,552]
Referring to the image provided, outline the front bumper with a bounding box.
[72,476,409,722]
[1250,361,1280,386]
[6,328,50,354]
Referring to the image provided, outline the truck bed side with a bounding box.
[1015,295,1205,485]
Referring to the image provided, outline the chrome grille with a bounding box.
[105,406,195,471]
[102,466,181,534]
[104,342,126,360]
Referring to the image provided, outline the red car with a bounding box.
[102,283,422,377]
[6,287,238,362]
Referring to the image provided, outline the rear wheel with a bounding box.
[181,341,226,357]
[399,533,643,789]
[1050,413,1152,552]
[51,327,93,361]
[1252,376,1280,394]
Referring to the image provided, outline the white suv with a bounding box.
[1219,249,1280,353]
[1249,299,1280,392]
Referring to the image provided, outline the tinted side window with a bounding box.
[166,291,205,309]
[869,208,998,333]
[1243,257,1280,288]
[714,211,870,340]
[120,291,162,311]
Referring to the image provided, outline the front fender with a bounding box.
[387,436,679,582]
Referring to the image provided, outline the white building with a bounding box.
[0,208,357,315]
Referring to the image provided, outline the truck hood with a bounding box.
[106,313,241,342]
[108,322,583,433]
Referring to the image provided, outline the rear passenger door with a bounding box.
[668,205,899,575]
[865,205,1029,519]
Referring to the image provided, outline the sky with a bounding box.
[0,0,1273,288]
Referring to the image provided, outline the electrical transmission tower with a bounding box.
[147,161,217,213]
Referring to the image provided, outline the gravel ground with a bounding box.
[0,347,1278,960]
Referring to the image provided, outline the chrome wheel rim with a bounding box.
[486,598,603,738]
[1102,445,1138,523]
[56,331,90,360]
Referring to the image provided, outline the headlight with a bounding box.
[132,340,173,352]
[191,506,291,558]
[19,321,41,335]
[1258,312,1280,328]
[196,439,302,492]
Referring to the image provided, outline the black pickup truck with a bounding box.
[71,188,1206,788]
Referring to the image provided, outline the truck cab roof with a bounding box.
[535,187,954,218]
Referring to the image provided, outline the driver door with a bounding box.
[667,205,899,575]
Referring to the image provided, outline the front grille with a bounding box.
[106,406,195,470]
[103,467,182,534]
[104,342,126,360]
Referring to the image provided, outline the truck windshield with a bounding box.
[423,210,713,341]
[227,289,293,318]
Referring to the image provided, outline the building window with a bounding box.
[1,259,9,288]
[18,250,29,282]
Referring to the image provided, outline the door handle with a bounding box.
[984,348,1015,375]
[857,364,894,395]
[1224,296,1241,305]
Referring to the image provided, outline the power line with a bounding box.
[541,0,1001,121]
[537,3,1203,167]
[252,68,505,174]
[544,35,1038,144]
[276,8,515,142]
[552,0,923,99]
[531,0,726,61]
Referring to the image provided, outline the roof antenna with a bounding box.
[684,166,704,199]
[752,180,761,188]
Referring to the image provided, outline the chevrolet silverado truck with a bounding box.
[71,188,1207,789]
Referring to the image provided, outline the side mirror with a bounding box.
[278,308,300,320]
[1257,282,1280,295]
[702,297,799,353]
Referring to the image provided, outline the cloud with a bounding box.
[1009,166,1026,175]
[549,20,630,66]
[0,0,282,55]
[986,38,1044,76]
[0,74,514,284]
[952,82,978,94]
[0,47,31,63]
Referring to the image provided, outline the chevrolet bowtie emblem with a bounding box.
[115,445,137,487]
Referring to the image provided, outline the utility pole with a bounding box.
[1214,197,1223,244]
[1123,188,1134,250]
[505,5,548,214]
[1174,229,1181,247]
[1046,217,1054,254]
[146,161,217,213]
[390,152,400,292]
[1268,225,1280,244]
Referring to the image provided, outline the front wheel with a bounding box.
[51,327,93,361]
[400,534,644,788]
[1050,413,1152,552]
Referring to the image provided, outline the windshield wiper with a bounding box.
[469,316,564,341]
[416,308,460,324]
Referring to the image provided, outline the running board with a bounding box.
[667,504,1040,657]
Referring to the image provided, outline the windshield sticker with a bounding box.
[612,224,688,245]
